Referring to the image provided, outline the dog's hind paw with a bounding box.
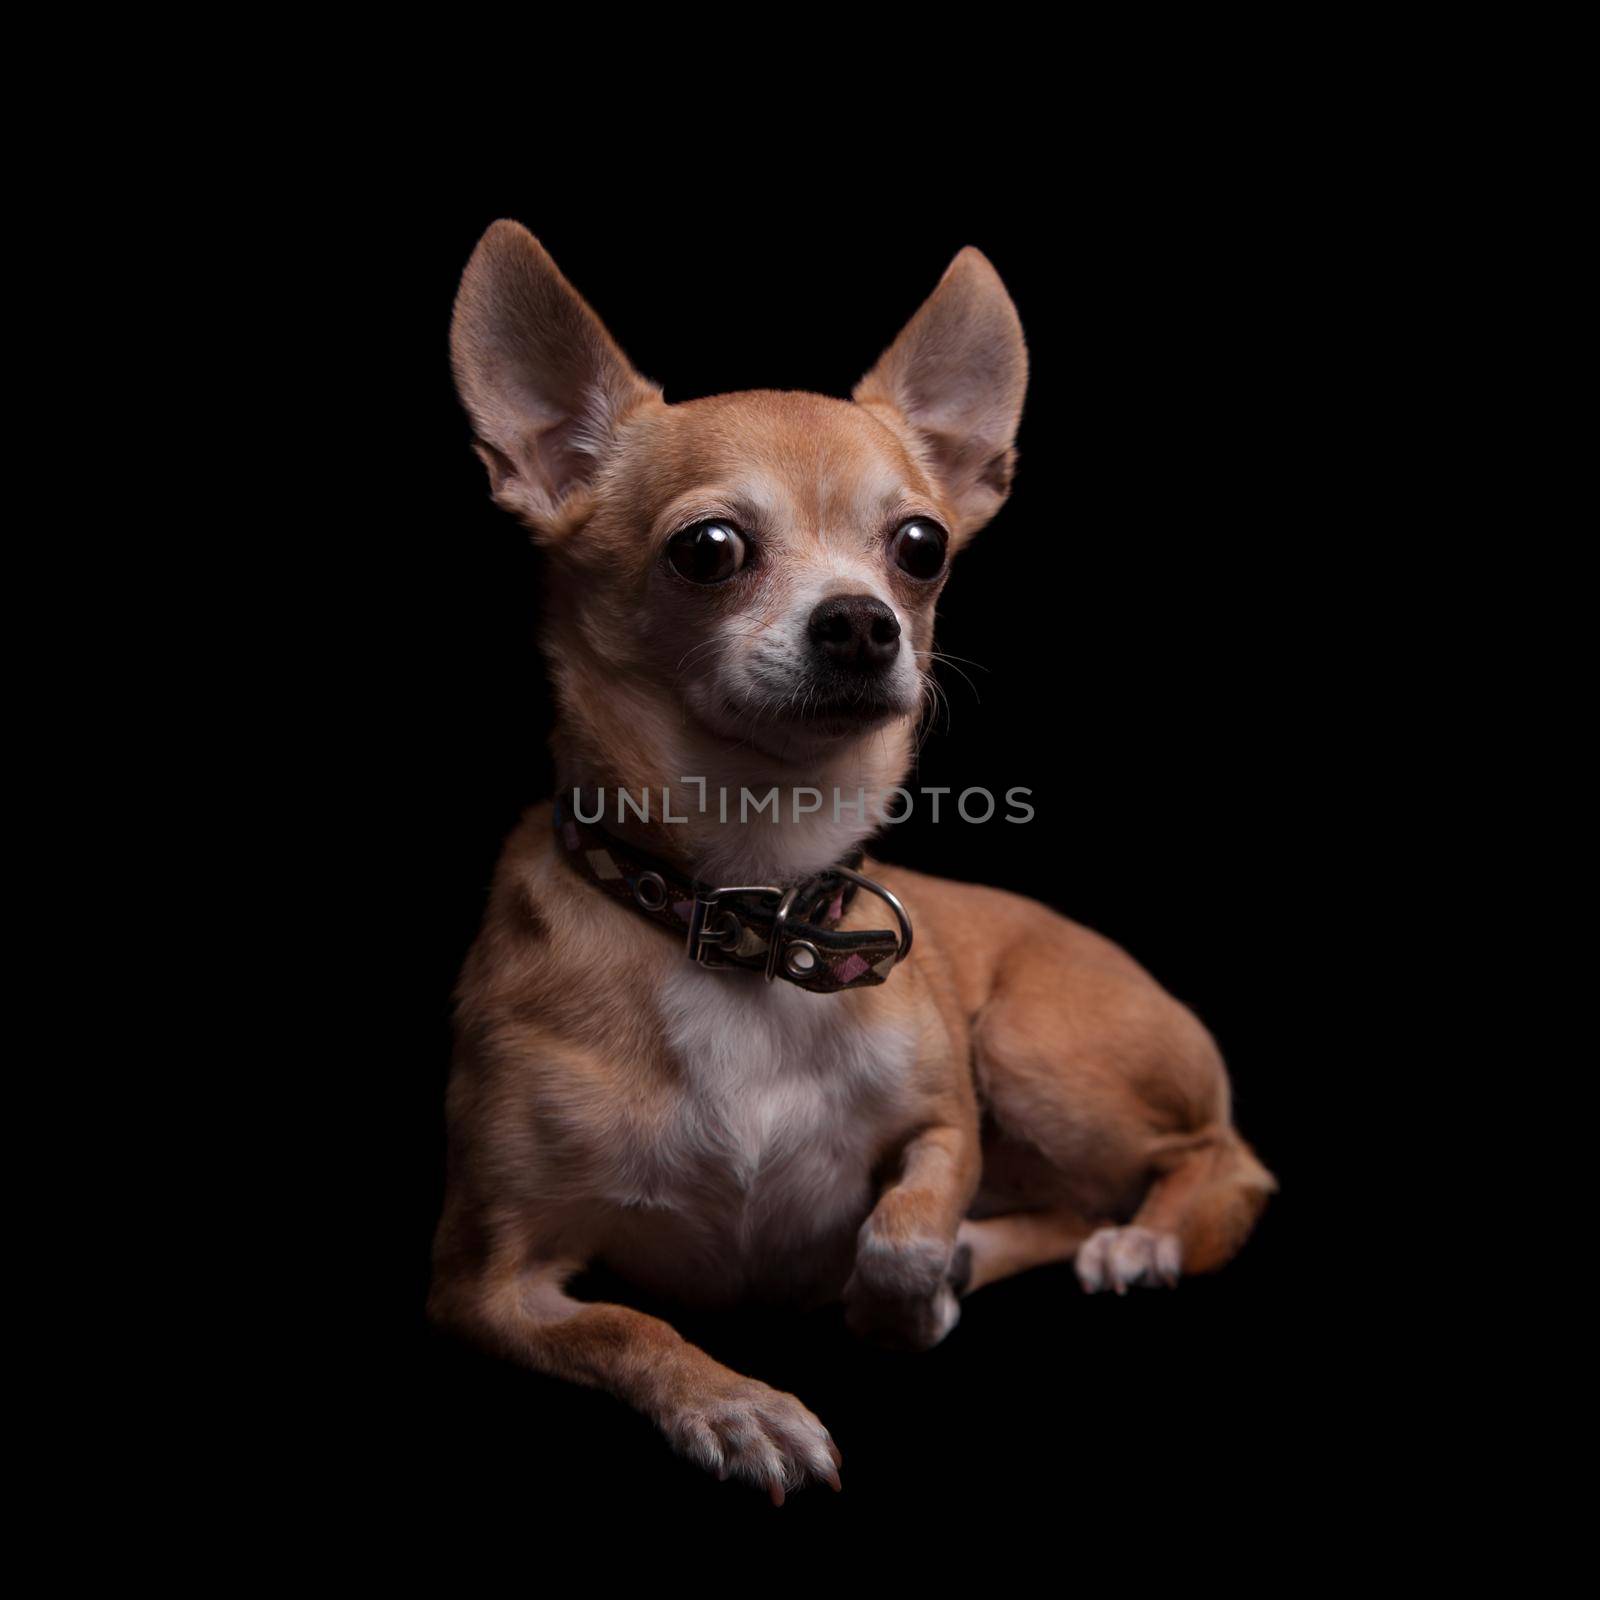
[1076,1226,1181,1294]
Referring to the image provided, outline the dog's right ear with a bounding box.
[450,220,659,539]
[853,247,1026,538]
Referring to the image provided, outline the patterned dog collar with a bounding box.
[553,798,912,994]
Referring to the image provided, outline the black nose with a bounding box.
[808,594,902,671]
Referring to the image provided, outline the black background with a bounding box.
[344,167,1362,1542]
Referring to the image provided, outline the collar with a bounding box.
[553,796,912,994]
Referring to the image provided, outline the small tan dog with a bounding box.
[431,221,1275,1502]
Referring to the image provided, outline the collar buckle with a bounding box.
[685,883,782,968]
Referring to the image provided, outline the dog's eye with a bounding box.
[890,519,948,581]
[667,521,747,585]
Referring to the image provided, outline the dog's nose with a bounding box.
[808,594,902,671]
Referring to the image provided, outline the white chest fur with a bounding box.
[615,963,915,1274]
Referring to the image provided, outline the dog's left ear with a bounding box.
[451,220,661,539]
[854,248,1027,535]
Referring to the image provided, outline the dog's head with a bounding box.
[451,220,1025,775]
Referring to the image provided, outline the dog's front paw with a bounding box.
[1076,1226,1182,1294]
[661,1375,841,1505]
[844,1221,961,1351]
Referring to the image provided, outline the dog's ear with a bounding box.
[451,220,660,538]
[854,248,1027,535]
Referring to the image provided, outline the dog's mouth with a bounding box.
[702,675,913,753]
[791,686,904,730]
[760,675,910,733]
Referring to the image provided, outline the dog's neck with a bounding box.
[550,689,913,886]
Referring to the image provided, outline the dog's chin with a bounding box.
[694,681,913,763]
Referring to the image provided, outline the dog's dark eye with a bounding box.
[890,519,948,581]
[667,521,747,585]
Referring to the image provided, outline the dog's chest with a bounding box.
[599,964,915,1296]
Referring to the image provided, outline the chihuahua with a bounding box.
[430,221,1275,1503]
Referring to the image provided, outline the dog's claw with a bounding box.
[664,1377,835,1501]
[1077,1226,1182,1294]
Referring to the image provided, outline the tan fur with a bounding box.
[431,222,1275,1502]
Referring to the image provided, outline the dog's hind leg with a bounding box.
[962,907,1277,1295]
[1075,1128,1276,1294]
[953,1208,1094,1295]
[952,1127,1275,1298]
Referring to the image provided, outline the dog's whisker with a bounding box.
[916,649,990,673]
[914,649,982,707]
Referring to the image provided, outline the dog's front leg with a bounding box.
[431,1264,841,1503]
[843,1121,978,1350]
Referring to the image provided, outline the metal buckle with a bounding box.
[686,883,781,968]
[761,867,914,983]
[687,869,914,984]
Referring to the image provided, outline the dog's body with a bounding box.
[431,224,1275,1501]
